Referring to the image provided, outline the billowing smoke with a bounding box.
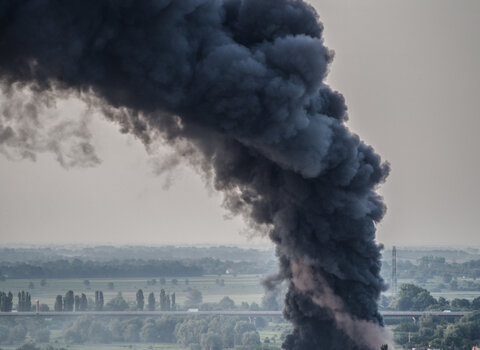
[0,0,391,348]
[0,86,100,167]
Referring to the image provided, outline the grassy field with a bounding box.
[3,274,480,310]
[393,277,480,301]
[0,274,265,310]
[0,273,287,349]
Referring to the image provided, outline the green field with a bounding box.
[0,274,265,310]
[0,273,288,349]
[393,277,480,301]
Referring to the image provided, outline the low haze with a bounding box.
[1,0,479,246]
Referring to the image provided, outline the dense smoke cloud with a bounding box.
[0,0,390,348]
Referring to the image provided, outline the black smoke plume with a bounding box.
[0,0,391,348]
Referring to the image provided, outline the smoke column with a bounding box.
[0,0,391,348]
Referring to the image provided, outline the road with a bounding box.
[0,310,469,318]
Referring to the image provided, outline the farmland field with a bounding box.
[3,274,480,312]
[0,274,265,310]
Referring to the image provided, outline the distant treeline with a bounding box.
[382,248,480,263]
[0,245,274,263]
[0,258,269,279]
[382,256,480,283]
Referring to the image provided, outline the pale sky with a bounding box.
[1,0,479,246]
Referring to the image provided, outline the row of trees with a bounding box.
[54,291,97,312]
[0,291,13,312]
[0,245,273,264]
[146,277,184,286]
[17,291,32,312]
[0,257,269,279]
[391,283,480,311]
[58,290,176,312]
[136,289,176,311]
[0,259,203,279]
[1,286,279,313]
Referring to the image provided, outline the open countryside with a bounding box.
[2,246,480,349]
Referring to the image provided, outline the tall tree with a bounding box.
[136,289,144,311]
[64,291,74,312]
[54,295,63,312]
[16,292,21,311]
[17,292,23,311]
[0,292,6,312]
[0,292,13,312]
[80,293,88,311]
[166,294,171,311]
[394,284,437,311]
[7,292,13,312]
[95,291,104,311]
[95,291,99,310]
[17,291,31,312]
[25,292,31,311]
[0,292,5,312]
[185,289,202,308]
[160,289,167,311]
[105,292,129,311]
[147,292,155,311]
[74,295,80,311]
[219,296,235,310]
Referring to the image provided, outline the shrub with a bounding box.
[33,329,50,343]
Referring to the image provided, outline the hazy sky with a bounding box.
[1,0,479,246]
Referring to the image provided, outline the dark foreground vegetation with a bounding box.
[389,312,480,349]
[0,315,283,350]
[380,283,480,348]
